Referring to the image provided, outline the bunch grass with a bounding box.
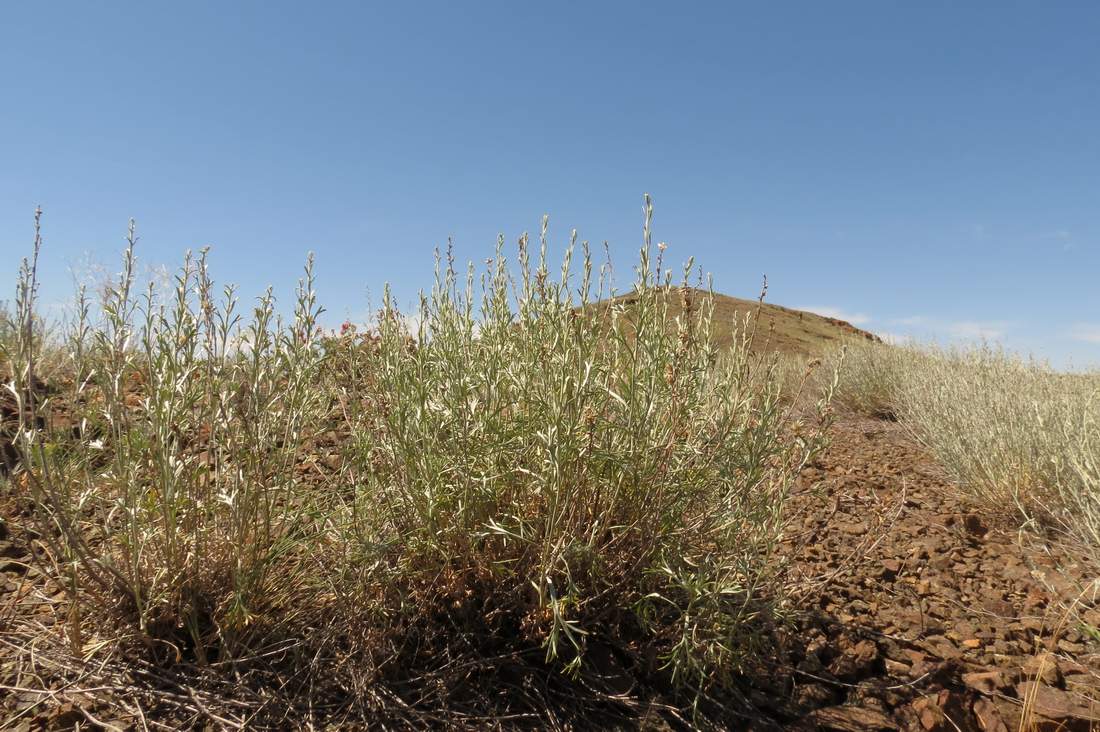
[835,340,1100,557]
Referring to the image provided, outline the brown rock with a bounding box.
[1015,681,1100,726]
[963,513,988,537]
[791,681,836,713]
[1023,653,1064,687]
[903,648,927,665]
[842,521,868,536]
[923,634,963,661]
[980,596,1014,618]
[911,689,977,731]
[1056,657,1089,677]
[1020,616,1046,633]
[972,697,1008,732]
[963,670,1012,695]
[884,658,910,676]
[912,695,945,731]
[803,705,898,731]
[829,639,879,680]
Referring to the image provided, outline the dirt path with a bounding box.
[772,416,1100,731]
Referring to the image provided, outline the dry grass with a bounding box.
[834,340,1100,557]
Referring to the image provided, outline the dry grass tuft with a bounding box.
[834,340,1100,558]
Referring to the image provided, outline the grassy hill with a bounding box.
[597,288,879,356]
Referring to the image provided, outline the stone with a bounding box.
[1015,681,1100,726]
[791,681,836,712]
[829,639,879,680]
[923,634,963,661]
[884,658,910,676]
[1022,654,1064,687]
[804,705,898,731]
[912,694,945,731]
[972,697,1009,732]
[963,513,989,537]
[962,669,1015,695]
[1056,657,1089,677]
[908,690,981,732]
[1057,639,1085,654]
[842,521,868,536]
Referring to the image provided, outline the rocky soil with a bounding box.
[770,416,1100,731]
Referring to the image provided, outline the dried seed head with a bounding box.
[680,287,693,314]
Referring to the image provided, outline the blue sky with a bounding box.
[2,2,1098,365]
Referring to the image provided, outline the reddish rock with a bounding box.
[971,697,1008,732]
[841,521,869,536]
[912,695,945,731]
[1023,653,1064,687]
[802,705,898,731]
[963,513,988,538]
[1015,681,1100,729]
[1056,656,1090,677]
[911,690,976,732]
[828,639,879,680]
[962,669,1012,695]
[791,681,836,713]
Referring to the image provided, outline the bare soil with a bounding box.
[770,416,1100,731]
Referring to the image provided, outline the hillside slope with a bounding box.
[597,288,878,356]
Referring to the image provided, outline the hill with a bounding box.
[596,288,879,356]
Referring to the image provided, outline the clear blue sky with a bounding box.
[3,2,1098,365]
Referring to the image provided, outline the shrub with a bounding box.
[5,214,327,661]
[337,200,835,685]
[5,199,835,701]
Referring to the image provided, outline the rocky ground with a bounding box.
[770,416,1100,731]
[2,413,1098,730]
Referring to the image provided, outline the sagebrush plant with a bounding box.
[6,211,327,661]
[338,196,836,684]
[0,300,15,358]
[6,199,836,695]
[837,339,1100,557]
